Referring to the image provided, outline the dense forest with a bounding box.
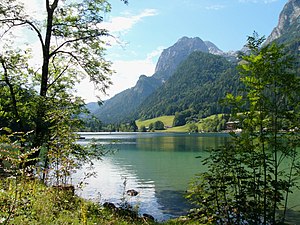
[135,51,242,121]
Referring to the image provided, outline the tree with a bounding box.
[139,125,147,132]
[129,120,138,132]
[187,33,300,224]
[0,50,36,132]
[0,0,127,178]
[173,110,191,127]
[188,123,198,133]
[148,123,154,131]
[153,120,165,130]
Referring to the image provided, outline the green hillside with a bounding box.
[136,113,231,133]
[135,51,242,121]
[136,116,175,129]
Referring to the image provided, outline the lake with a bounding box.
[74,132,300,223]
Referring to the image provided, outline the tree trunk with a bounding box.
[31,1,57,160]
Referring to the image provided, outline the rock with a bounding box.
[103,202,117,210]
[265,0,300,44]
[154,37,209,80]
[142,213,155,221]
[126,189,139,196]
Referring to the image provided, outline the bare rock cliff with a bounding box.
[266,0,300,44]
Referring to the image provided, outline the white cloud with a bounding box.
[181,1,226,10]
[101,9,158,33]
[146,46,164,61]
[76,56,157,102]
[17,0,45,20]
[238,0,278,3]
[99,9,158,49]
[2,2,159,103]
[205,5,225,10]
[109,58,155,92]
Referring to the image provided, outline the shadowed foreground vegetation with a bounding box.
[0,177,207,225]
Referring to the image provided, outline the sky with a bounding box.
[78,0,287,102]
[11,0,288,102]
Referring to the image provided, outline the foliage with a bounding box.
[198,114,229,132]
[0,0,129,182]
[187,33,300,224]
[122,121,138,132]
[148,123,154,131]
[0,129,38,178]
[0,50,36,133]
[82,116,103,132]
[148,121,165,131]
[137,51,242,121]
[136,116,175,130]
[101,121,139,132]
[173,111,192,127]
[139,125,147,132]
[0,177,161,225]
[154,121,165,130]
[188,123,198,133]
[0,1,129,223]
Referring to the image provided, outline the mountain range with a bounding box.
[88,0,300,125]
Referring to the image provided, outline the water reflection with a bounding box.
[74,132,229,221]
[75,132,300,222]
[155,189,194,218]
[135,134,230,152]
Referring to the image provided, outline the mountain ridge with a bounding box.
[93,37,230,124]
[265,0,300,44]
[135,51,240,120]
[89,0,299,124]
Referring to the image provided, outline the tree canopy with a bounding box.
[136,51,242,121]
[0,0,126,184]
[187,33,300,224]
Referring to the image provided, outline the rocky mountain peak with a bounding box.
[153,37,209,80]
[265,0,300,44]
[204,41,224,55]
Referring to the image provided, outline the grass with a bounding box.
[136,116,175,129]
[136,114,228,133]
[0,177,205,225]
[161,124,191,132]
[0,177,148,225]
[136,116,194,132]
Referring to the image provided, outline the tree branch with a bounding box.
[50,50,80,62]
[46,0,50,11]
[0,56,24,131]
[49,31,108,58]
[51,0,59,11]
[0,18,45,50]
[47,59,72,91]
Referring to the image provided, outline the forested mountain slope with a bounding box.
[93,75,161,123]
[93,37,229,124]
[90,0,299,125]
[135,0,300,123]
[136,51,241,120]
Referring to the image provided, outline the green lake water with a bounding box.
[74,132,300,223]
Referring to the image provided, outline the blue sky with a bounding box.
[13,0,288,102]
[84,0,287,102]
